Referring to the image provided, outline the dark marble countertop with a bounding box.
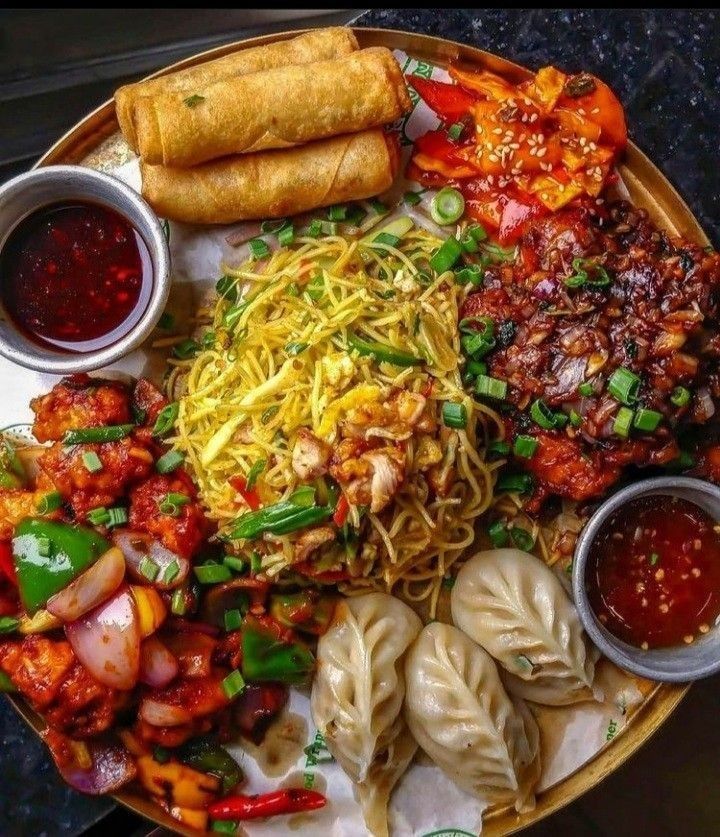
[2,8,719,837]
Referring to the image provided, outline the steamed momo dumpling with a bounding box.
[311,593,422,837]
[451,549,598,706]
[404,622,540,812]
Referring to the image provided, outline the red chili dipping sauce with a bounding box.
[0,202,151,352]
[588,495,720,649]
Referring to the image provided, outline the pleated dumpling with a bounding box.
[404,622,540,812]
[451,549,598,706]
[311,592,422,837]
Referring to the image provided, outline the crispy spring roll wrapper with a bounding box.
[134,47,411,167]
[116,27,358,150]
[141,129,400,225]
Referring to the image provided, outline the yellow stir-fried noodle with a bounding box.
[168,223,510,615]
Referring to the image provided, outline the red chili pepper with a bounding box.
[407,76,477,121]
[209,788,326,820]
[229,475,260,511]
[293,562,350,583]
[414,130,470,166]
[332,495,350,528]
[0,541,17,587]
[497,196,545,244]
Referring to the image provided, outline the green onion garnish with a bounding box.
[250,552,262,574]
[211,821,239,834]
[554,412,569,428]
[223,555,247,574]
[248,238,270,260]
[157,311,175,330]
[370,199,388,215]
[288,485,316,507]
[216,275,238,302]
[162,559,181,585]
[81,451,103,473]
[671,386,691,407]
[497,472,534,494]
[221,669,246,701]
[224,609,243,631]
[345,205,367,226]
[466,223,487,242]
[152,402,179,437]
[430,236,463,273]
[261,405,279,424]
[0,617,20,634]
[569,409,582,427]
[306,219,323,238]
[158,492,190,517]
[373,232,400,248]
[139,556,159,582]
[455,265,484,285]
[153,746,170,764]
[513,435,538,459]
[650,553,660,566]
[285,341,309,356]
[170,588,187,616]
[475,374,507,401]
[578,381,594,397]
[613,406,635,437]
[633,408,662,432]
[430,187,465,225]
[246,459,266,490]
[277,223,294,247]
[447,121,465,140]
[156,450,185,474]
[63,425,134,445]
[106,507,128,528]
[36,491,62,514]
[442,402,468,429]
[530,398,556,429]
[488,520,509,547]
[173,339,199,360]
[466,359,488,377]
[461,332,495,359]
[37,536,51,557]
[87,506,110,526]
[201,330,216,349]
[260,219,286,234]
[194,563,232,585]
[327,205,347,221]
[321,221,338,236]
[487,440,511,456]
[403,190,423,206]
[608,367,641,405]
[510,526,535,551]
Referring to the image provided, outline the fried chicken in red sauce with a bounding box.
[31,374,132,443]
[462,201,720,507]
[132,378,168,427]
[129,472,206,559]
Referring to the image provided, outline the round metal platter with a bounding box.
[7,26,702,836]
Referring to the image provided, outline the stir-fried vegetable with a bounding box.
[177,737,244,794]
[241,615,315,685]
[229,501,333,541]
[208,788,326,821]
[269,590,336,635]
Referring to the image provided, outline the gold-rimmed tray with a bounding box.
[7,26,701,836]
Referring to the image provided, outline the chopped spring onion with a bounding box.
[201,330,216,349]
[513,435,538,459]
[211,821,239,834]
[194,563,233,585]
[153,746,170,764]
[0,617,20,634]
[157,311,176,330]
[170,588,187,616]
[152,402,180,437]
[510,526,535,551]
[345,205,367,226]
[162,559,181,585]
[222,669,246,701]
[569,409,582,427]
[455,265,484,285]
[608,367,640,405]
[361,216,413,249]
[327,205,347,221]
[488,520,509,547]
[321,220,338,236]
[246,459,266,490]
[466,223,488,242]
[173,339,199,360]
[156,450,185,474]
[86,507,111,526]
[578,381,595,397]
[289,486,317,507]
[613,406,635,437]
[633,407,662,432]
[370,199,388,215]
[223,555,247,574]
[81,451,103,473]
[63,425,134,445]
[306,219,323,238]
[530,398,556,429]
[650,553,660,566]
[553,412,569,428]
[285,341,309,356]
[373,232,400,248]
[497,472,534,494]
[671,386,691,407]
[430,187,465,225]
[430,236,463,273]
[158,492,190,517]
[466,359,488,377]
[461,332,495,359]
[250,552,263,574]
[277,223,294,247]
[459,315,493,337]
[248,238,270,260]
[442,402,468,429]
[36,491,62,514]
[216,275,238,302]
[403,190,423,206]
[475,375,507,401]
[139,556,159,582]
[488,440,511,456]
[224,609,243,631]
[260,219,287,234]
[447,121,465,140]
[106,507,128,528]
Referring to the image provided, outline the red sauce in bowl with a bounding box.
[0,202,152,353]
[587,495,720,649]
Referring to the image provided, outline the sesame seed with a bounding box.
[655,568,665,581]
[536,146,548,157]
[578,107,586,115]
[487,174,494,185]
[529,146,538,156]
[529,113,538,122]
[558,183,565,191]
[493,127,503,135]
[541,192,548,200]
[521,113,528,123]
[579,136,587,147]
[588,141,598,151]
[659,603,669,613]
[488,154,498,162]
[485,142,494,151]
[692,567,701,578]
[699,623,710,634]
[636,582,645,593]
[591,107,600,114]
[537,133,545,144]
[684,634,694,644]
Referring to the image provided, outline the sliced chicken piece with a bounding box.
[293,525,336,563]
[292,428,331,480]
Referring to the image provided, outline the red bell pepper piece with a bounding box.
[414,129,468,163]
[497,196,546,244]
[406,75,477,121]
[0,541,17,587]
[209,788,326,821]
[332,495,350,527]
[229,475,260,511]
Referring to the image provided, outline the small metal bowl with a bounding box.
[573,476,720,682]
[0,165,170,374]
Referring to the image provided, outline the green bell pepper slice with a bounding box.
[347,332,424,368]
[0,671,16,692]
[177,736,244,793]
[12,519,110,614]
[241,615,315,686]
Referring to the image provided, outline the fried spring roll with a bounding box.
[134,47,411,167]
[141,130,400,225]
[115,27,359,150]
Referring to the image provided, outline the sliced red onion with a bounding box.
[139,635,179,688]
[65,585,140,690]
[47,547,125,623]
[52,738,136,795]
[139,697,192,727]
[532,276,558,300]
[112,530,188,590]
